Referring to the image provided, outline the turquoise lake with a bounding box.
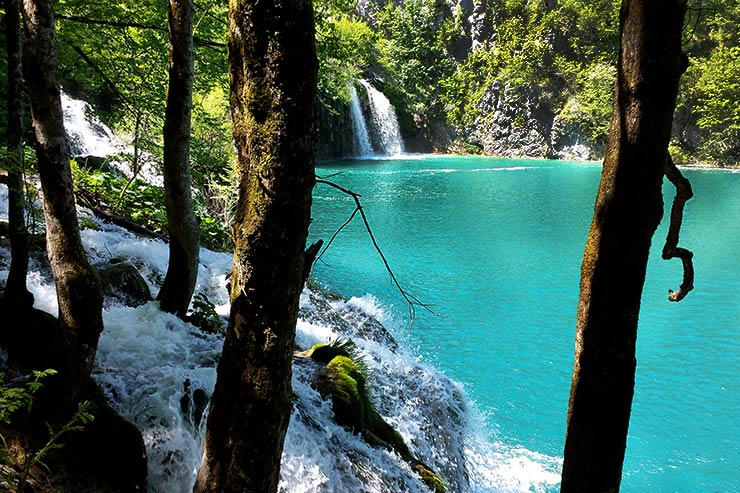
[309,156,740,492]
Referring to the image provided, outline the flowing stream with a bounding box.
[4,97,736,493]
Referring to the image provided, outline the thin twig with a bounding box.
[315,178,437,325]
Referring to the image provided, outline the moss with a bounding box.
[326,355,368,431]
[307,340,355,363]
[412,461,447,493]
[315,350,446,491]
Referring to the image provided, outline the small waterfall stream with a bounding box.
[349,85,373,157]
[358,80,404,157]
[61,93,125,157]
[61,92,162,186]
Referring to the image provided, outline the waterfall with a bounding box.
[349,86,373,157]
[61,93,125,157]
[61,92,162,186]
[359,80,404,156]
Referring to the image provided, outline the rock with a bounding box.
[0,377,147,493]
[310,348,447,492]
[467,82,557,158]
[97,262,152,307]
[316,100,357,161]
[64,393,148,492]
[0,306,65,370]
[300,284,399,352]
[180,378,209,430]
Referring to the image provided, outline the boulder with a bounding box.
[97,262,152,307]
[308,343,446,492]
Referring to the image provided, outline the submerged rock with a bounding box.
[97,262,152,307]
[301,283,399,351]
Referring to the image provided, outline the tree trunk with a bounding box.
[21,0,104,397]
[2,0,32,310]
[193,0,317,491]
[560,1,687,492]
[156,0,200,318]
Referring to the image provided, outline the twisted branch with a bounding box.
[662,155,694,302]
[315,178,436,324]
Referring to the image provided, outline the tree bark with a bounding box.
[157,0,200,318]
[193,0,317,491]
[2,0,33,310]
[21,0,104,397]
[561,1,688,492]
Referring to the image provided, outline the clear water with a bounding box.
[310,155,740,492]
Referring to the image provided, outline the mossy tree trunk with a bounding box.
[21,0,104,399]
[193,0,317,492]
[156,0,200,318]
[2,0,32,310]
[560,1,688,491]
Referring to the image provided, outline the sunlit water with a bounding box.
[2,154,737,492]
[309,155,740,492]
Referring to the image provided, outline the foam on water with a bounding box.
[1,183,563,491]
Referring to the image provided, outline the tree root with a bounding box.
[662,155,694,302]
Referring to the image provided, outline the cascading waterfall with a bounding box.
[61,93,125,157]
[0,214,561,492]
[359,79,404,156]
[61,92,162,186]
[349,85,373,157]
[1,95,564,492]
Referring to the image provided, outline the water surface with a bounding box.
[309,156,740,492]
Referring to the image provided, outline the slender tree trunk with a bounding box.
[21,0,104,395]
[193,0,317,491]
[2,0,32,310]
[157,0,200,318]
[561,1,688,491]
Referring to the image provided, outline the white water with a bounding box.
[359,80,404,156]
[61,92,163,186]
[61,93,126,157]
[349,85,374,157]
[0,183,562,492]
[1,97,562,492]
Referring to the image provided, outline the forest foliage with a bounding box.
[0,0,738,253]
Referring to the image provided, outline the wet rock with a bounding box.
[308,346,447,492]
[97,262,152,307]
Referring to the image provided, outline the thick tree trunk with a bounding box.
[193,0,317,491]
[2,0,32,310]
[21,0,104,396]
[157,0,200,318]
[560,1,687,491]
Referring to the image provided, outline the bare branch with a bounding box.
[315,178,437,324]
[662,154,694,302]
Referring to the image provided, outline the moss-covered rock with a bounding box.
[310,345,446,492]
[306,341,354,364]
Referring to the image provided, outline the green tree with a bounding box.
[194,0,318,490]
[315,0,375,108]
[561,0,690,490]
[156,0,200,318]
[377,0,461,126]
[1,0,32,310]
[21,0,104,404]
